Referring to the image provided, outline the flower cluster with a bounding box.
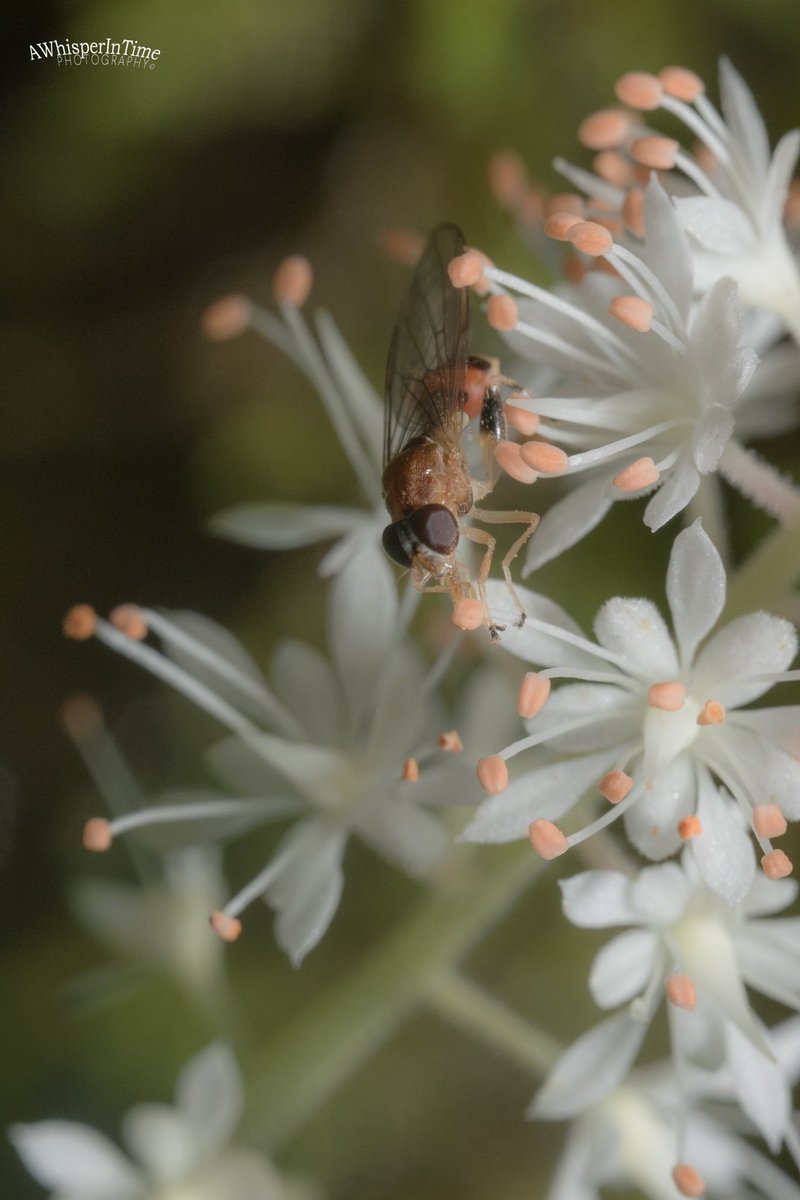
[13,55,800,1200]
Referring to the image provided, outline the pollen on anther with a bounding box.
[452,597,485,632]
[678,815,702,841]
[566,220,614,257]
[761,849,793,880]
[402,757,420,782]
[83,818,112,852]
[598,770,633,804]
[209,911,242,942]
[577,109,631,150]
[487,294,518,331]
[477,755,509,795]
[528,819,569,860]
[613,457,660,492]
[630,135,680,170]
[488,150,529,207]
[544,212,582,241]
[659,66,704,102]
[272,255,313,308]
[505,403,540,437]
[201,293,252,341]
[672,1163,705,1198]
[665,972,697,1010]
[609,295,653,332]
[753,802,787,839]
[438,730,463,753]
[494,440,538,485]
[647,681,686,711]
[60,693,103,739]
[63,604,97,640]
[622,188,645,237]
[110,604,148,641]
[696,700,725,726]
[448,251,485,289]
[517,672,551,719]
[614,71,663,111]
[593,150,635,188]
[519,441,569,475]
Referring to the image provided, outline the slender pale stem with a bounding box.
[423,968,560,1077]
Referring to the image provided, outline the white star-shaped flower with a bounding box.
[202,261,385,576]
[10,1044,316,1200]
[463,521,799,902]
[68,548,484,964]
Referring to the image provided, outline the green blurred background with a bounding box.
[2,1,799,1196]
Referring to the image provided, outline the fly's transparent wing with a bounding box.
[383,224,470,467]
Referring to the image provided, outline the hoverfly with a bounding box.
[381,224,538,638]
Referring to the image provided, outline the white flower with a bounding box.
[551,855,800,1133]
[463,521,799,903]
[538,1020,800,1200]
[68,549,484,964]
[203,267,385,576]
[9,1044,315,1200]
[482,179,773,568]
[557,59,800,341]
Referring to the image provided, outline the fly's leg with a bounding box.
[469,507,539,628]
[460,523,505,640]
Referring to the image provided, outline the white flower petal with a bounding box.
[628,861,689,924]
[121,1104,194,1182]
[9,1121,142,1196]
[198,1148,291,1200]
[462,750,617,843]
[593,597,678,679]
[588,928,657,1008]
[643,458,700,530]
[266,820,347,965]
[690,777,755,906]
[643,178,692,320]
[523,476,613,572]
[175,1043,242,1157]
[528,1012,647,1119]
[209,502,366,550]
[740,871,798,917]
[318,516,381,577]
[692,612,797,706]
[356,797,448,874]
[533,684,638,754]
[666,521,726,669]
[763,129,800,226]
[719,57,771,180]
[715,724,800,818]
[270,639,342,746]
[734,705,800,755]
[736,920,800,1009]
[559,870,638,928]
[623,757,695,861]
[214,732,347,809]
[484,581,597,669]
[328,545,397,727]
[693,406,734,473]
[724,1019,791,1152]
[676,195,756,255]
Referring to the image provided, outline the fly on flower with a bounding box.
[381,224,539,638]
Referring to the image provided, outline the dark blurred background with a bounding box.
[2,1,799,1196]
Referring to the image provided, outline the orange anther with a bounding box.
[544,212,582,241]
[659,67,704,103]
[598,770,634,804]
[201,293,252,341]
[566,220,614,257]
[593,150,635,187]
[82,818,112,852]
[678,815,703,841]
[665,972,697,1010]
[696,700,725,726]
[578,109,631,150]
[613,457,660,492]
[752,802,787,839]
[517,672,551,719]
[528,819,569,859]
[402,757,420,782]
[608,295,653,332]
[487,294,519,331]
[621,188,645,237]
[519,441,569,475]
[477,755,509,795]
[110,604,148,641]
[615,71,663,111]
[761,849,793,880]
[630,135,680,170]
[448,251,485,289]
[209,911,242,942]
[647,681,686,711]
[438,730,463,753]
[488,149,529,206]
[272,255,313,307]
[672,1163,706,1197]
[493,440,538,485]
[505,403,540,437]
[452,597,485,631]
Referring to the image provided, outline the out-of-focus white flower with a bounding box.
[463,521,799,902]
[556,59,800,342]
[9,1043,318,1200]
[538,1018,800,1200]
[67,550,484,964]
[201,259,385,577]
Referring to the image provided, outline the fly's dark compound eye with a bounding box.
[381,522,412,568]
[409,504,459,555]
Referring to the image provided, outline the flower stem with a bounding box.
[247,845,542,1147]
[724,515,800,620]
[423,967,560,1077]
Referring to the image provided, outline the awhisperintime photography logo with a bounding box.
[29,38,161,68]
